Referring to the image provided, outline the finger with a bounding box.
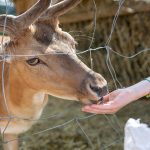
[82,105,117,113]
[84,102,115,110]
[92,103,114,109]
[82,107,116,114]
[103,94,110,103]
[82,107,106,114]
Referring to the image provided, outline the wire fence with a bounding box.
[0,0,150,149]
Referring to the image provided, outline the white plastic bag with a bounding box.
[124,118,150,150]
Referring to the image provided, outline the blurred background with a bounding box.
[0,0,150,149]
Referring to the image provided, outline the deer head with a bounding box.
[0,0,107,105]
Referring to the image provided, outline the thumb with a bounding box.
[102,93,110,103]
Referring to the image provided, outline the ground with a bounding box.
[0,96,147,150]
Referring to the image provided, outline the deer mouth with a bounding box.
[90,97,104,104]
[97,97,104,104]
[81,96,104,106]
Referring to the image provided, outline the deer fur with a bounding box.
[0,0,107,149]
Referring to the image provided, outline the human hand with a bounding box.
[82,88,135,114]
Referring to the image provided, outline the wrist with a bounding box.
[125,87,137,102]
[145,77,150,83]
[128,78,150,101]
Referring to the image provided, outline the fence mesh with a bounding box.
[0,0,150,149]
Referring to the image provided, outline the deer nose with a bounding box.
[89,84,108,97]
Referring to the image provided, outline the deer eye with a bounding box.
[26,58,40,66]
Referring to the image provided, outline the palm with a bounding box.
[82,89,133,114]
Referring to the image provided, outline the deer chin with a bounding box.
[79,96,104,106]
[45,92,100,104]
[46,92,79,101]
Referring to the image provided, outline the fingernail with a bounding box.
[84,106,90,109]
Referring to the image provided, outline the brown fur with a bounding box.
[13,0,37,14]
[0,0,107,149]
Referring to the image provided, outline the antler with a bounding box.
[39,0,81,21]
[0,0,51,38]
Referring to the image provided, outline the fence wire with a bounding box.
[0,0,149,150]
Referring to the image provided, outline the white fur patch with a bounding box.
[33,92,45,104]
[47,92,78,101]
[0,92,47,135]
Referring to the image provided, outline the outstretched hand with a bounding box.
[82,88,135,114]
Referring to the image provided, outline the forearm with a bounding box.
[128,77,150,101]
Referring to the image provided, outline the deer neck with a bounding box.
[0,63,46,119]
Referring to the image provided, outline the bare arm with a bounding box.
[82,77,150,114]
[130,77,150,100]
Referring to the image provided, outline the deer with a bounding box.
[0,0,107,149]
